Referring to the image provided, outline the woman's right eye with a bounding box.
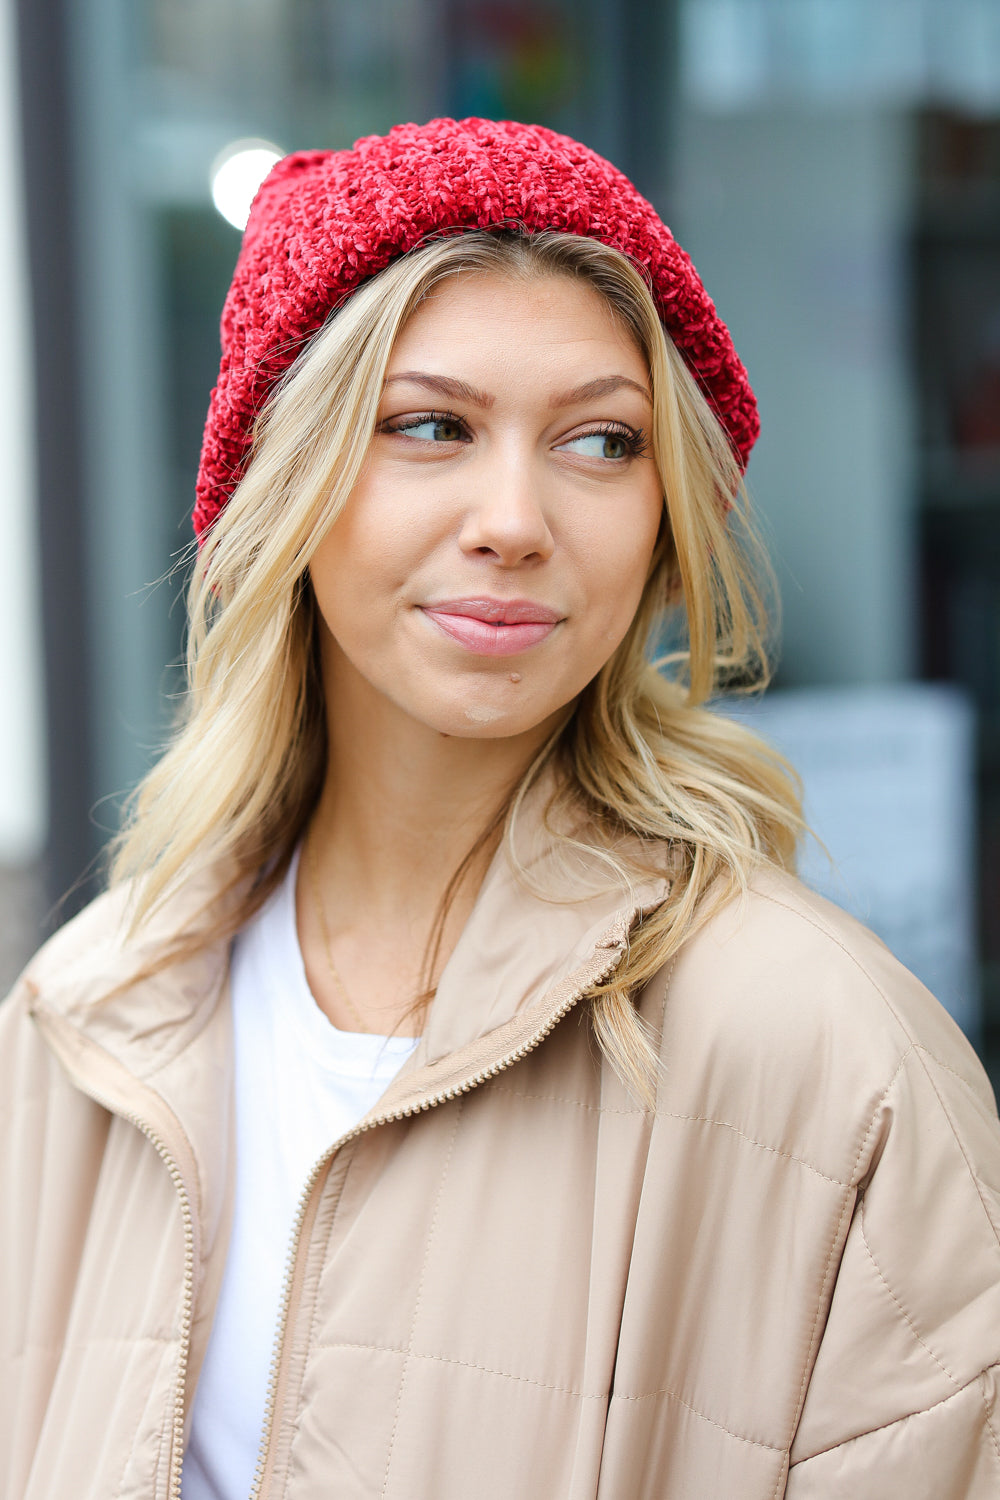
[383,413,468,442]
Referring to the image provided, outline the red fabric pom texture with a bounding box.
[194,117,759,540]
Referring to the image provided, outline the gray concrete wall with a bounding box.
[672,104,917,686]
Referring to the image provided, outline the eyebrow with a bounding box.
[383,372,495,407]
[382,371,652,408]
[549,375,652,407]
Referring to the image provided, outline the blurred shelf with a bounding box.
[915,111,1000,1074]
[915,192,1000,243]
[920,453,1000,510]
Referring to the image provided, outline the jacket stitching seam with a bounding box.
[655,1111,847,1186]
[277,1148,360,1496]
[609,1384,784,1452]
[380,1100,464,1499]
[790,1362,1000,1465]
[983,1372,1000,1473]
[913,1046,996,1106]
[306,1148,357,1353]
[908,1049,1000,1465]
[402,1347,607,1400]
[485,1086,644,1118]
[483,1091,848,1186]
[150,1397,170,1500]
[312,1338,607,1398]
[10,1334,176,1355]
[755,891,925,1053]
[774,1061,913,1500]
[648,954,674,1058]
[114,1337,175,1500]
[912,1045,1000,1251]
[857,1196,961,1388]
[772,1185,854,1499]
[847,1047,915,1185]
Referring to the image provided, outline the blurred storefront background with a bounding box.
[2,0,1000,1080]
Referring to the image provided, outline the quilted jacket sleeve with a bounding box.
[786,1040,1000,1498]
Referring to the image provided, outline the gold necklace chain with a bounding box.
[305,836,368,1032]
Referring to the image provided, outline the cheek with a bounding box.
[578,507,662,639]
[309,500,416,638]
[310,544,386,673]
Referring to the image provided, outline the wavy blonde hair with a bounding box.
[112,229,802,1104]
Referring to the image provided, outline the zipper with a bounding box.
[249,939,626,1498]
[30,994,201,1500]
[142,1119,196,1500]
[41,1075,195,1500]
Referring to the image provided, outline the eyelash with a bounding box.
[382,409,468,438]
[594,421,649,460]
[381,409,649,459]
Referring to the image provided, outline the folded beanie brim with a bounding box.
[194,116,759,541]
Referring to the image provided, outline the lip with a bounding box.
[420,596,564,657]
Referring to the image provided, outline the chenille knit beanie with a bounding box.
[194,116,759,541]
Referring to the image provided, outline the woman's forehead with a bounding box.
[387,270,651,387]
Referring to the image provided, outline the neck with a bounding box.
[309,652,563,934]
[297,642,570,1035]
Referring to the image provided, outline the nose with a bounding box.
[457,446,555,566]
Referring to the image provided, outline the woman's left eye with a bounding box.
[386,413,467,442]
[562,429,639,461]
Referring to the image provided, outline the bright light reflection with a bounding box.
[210,140,284,230]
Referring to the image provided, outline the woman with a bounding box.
[3,118,999,1500]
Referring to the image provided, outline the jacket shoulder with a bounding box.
[646,865,1000,1479]
[14,883,137,1004]
[14,858,241,1021]
[0,923,116,1151]
[654,864,997,1187]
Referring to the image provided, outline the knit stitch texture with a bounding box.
[194,117,759,540]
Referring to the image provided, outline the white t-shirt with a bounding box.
[181,849,419,1500]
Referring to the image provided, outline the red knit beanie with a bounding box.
[194,117,759,541]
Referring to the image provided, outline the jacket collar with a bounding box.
[417,783,668,1067]
[25,777,669,1211]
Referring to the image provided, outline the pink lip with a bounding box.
[420,597,563,657]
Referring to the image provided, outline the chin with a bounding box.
[430,704,539,739]
[411,685,562,742]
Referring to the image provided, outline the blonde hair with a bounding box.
[112,229,802,1105]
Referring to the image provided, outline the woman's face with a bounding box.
[310,268,664,743]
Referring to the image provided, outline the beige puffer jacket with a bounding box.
[3,813,1000,1499]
